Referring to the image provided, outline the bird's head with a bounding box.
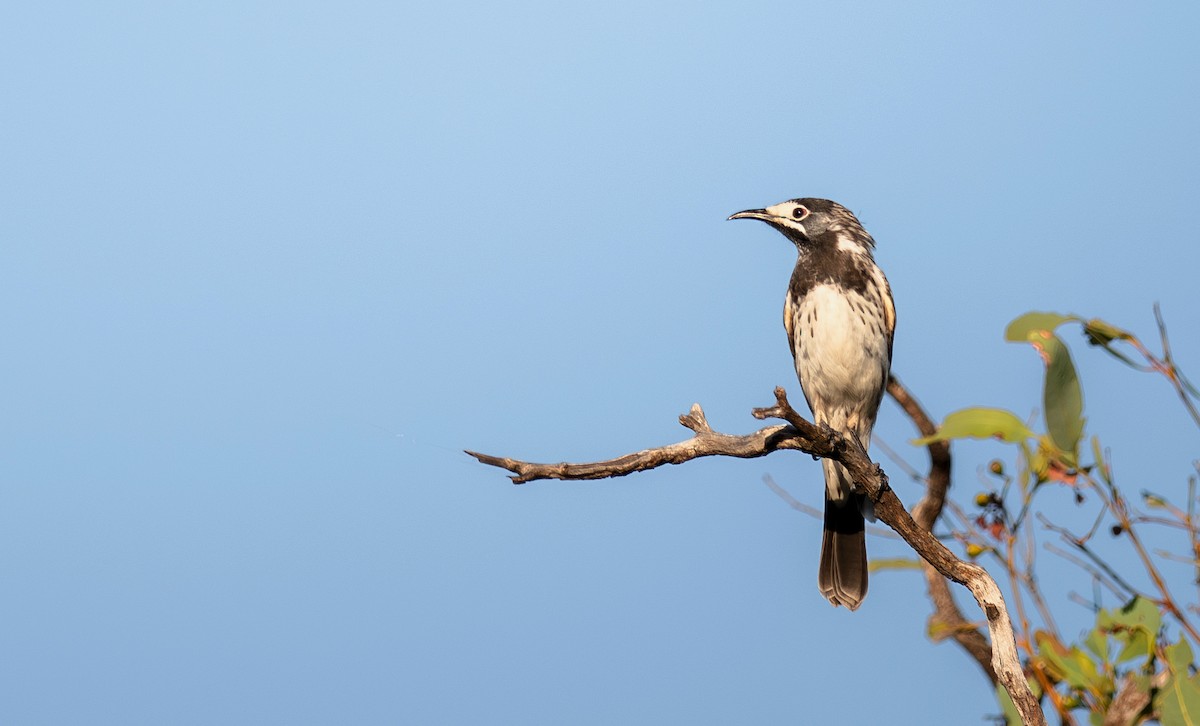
[727,198,874,253]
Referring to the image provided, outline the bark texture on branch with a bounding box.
[466,404,804,483]
[467,385,1044,725]
[888,376,997,684]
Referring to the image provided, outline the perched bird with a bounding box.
[729,198,895,610]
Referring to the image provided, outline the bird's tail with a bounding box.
[818,459,868,610]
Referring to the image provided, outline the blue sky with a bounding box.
[3,2,1199,723]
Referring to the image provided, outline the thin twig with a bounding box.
[762,474,899,539]
[1043,542,1130,601]
[1067,592,1097,611]
[762,473,823,518]
[873,435,926,484]
[1153,550,1199,564]
[1130,516,1190,530]
[1191,470,1200,593]
[1021,513,1060,638]
[1038,512,1142,598]
[1095,471,1200,646]
[1154,303,1200,430]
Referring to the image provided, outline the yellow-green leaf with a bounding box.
[912,407,1034,446]
[1035,333,1085,466]
[1098,597,1161,664]
[1082,318,1134,346]
[1005,311,1077,341]
[1091,436,1111,485]
[1167,639,1195,674]
[868,558,923,572]
[1157,672,1200,726]
[1143,490,1169,509]
[1036,632,1103,691]
[1083,625,1108,663]
[1005,312,1087,464]
[1103,596,1162,632]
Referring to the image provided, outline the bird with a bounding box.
[728,198,895,610]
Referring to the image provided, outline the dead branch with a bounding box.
[467,385,1045,725]
[465,402,807,484]
[887,376,997,684]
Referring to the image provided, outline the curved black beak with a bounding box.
[727,208,772,222]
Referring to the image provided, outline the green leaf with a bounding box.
[1167,639,1195,674]
[1082,318,1134,346]
[1104,596,1162,632]
[1114,633,1155,665]
[1097,597,1161,664]
[1079,316,1147,368]
[1037,333,1085,465]
[1005,311,1077,341]
[1005,312,1087,465]
[1017,440,1035,496]
[912,407,1035,446]
[1090,435,1111,485]
[1083,625,1109,663]
[1036,632,1104,691]
[1157,672,1200,726]
[1029,436,1058,484]
[868,558,923,572]
[1143,490,1169,509]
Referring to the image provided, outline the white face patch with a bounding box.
[765,201,806,219]
[764,201,807,234]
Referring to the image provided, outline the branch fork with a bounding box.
[467,383,1045,725]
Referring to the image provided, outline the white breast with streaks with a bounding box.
[786,283,889,432]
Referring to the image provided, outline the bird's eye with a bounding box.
[792,206,808,220]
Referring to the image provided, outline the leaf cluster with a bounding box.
[916,310,1200,724]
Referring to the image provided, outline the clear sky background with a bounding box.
[3,2,1199,724]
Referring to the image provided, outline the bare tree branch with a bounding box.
[465,403,806,484]
[887,376,950,531]
[887,376,998,684]
[468,385,1045,725]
